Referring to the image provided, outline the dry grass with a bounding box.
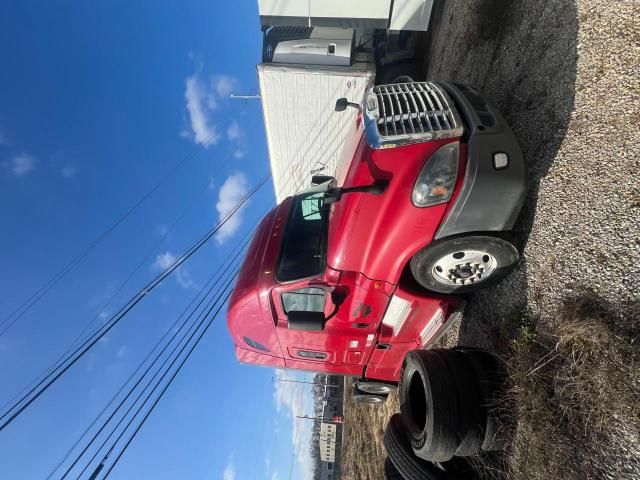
[340,321,461,480]
[496,301,640,480]
[340,386,399,480]
[340,301,640,479]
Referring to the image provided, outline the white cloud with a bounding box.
[183,72,238,148]
[184,74,219,147]
[213,75,236,98]
[154,251,176,270]
[271,473,280,480]
[153,251,196,289]
[61,165,77,179]
[116,345,127,358]
[227,120,247,159]
[223,456,235,480]
[175,270,195,289]
[6,154,36,176]
[215,172,249,244]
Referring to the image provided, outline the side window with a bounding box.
[281,287,326,314]
[300,193,323,220]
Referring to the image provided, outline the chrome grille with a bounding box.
[364,82,463,147]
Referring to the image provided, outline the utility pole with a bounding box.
[296,415,343,425]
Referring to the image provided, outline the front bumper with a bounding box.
[434,82,527,239]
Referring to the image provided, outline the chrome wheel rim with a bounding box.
[357,395,384,404]
[358,383,393,395]
[432,249,497,286]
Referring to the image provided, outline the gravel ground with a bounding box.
[421,0,639,333]
[428,1,640,476]
[424,0,640,478]
[343,1,639,478]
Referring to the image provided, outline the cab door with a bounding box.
[273,276,390,374]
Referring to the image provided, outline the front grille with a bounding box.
[369,82,462,140]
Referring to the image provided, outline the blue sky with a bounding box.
[0,2,314,479]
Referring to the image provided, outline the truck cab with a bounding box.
[227,81,526,400]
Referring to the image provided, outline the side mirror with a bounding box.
[287,311,325,331]
[324,180,389,204]
[311,175,335,186]
[331,290,347,307]
[335,98,361,113]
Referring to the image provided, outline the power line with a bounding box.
[47,228,254,480]
[32,102,328,476]
[0,159,224,417]
[0,174,270,432]
[97,281,236,480]
[70,260,242,479]
[0,104,242,337]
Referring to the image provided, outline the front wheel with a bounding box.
[378,62,420,84]
[410,235,519,294]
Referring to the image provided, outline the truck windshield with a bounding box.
[276,192,328,282]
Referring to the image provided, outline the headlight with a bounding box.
[412,142,460,207]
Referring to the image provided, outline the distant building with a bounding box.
[314,375,344,479]
[319,422,337,462]
[318,460,336,480]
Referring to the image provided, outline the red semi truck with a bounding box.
[226,81,526,403]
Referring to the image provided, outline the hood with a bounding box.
[326,137,456,283]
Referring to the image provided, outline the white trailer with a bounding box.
[258,62,375,201]
[255,1,434,200]
[258,0,434,32]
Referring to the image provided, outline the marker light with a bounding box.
[412,142,460,207]
[493,152,509,170]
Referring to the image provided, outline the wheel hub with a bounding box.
[432,250,497,286]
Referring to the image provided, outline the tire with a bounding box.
[352,384,388,405]
[384,457,405,480]
[356,380,398,395]
[410,235,520,294]
[399,350,460,462]
[378,62,421,84]
[436,458,479,479]
[383,414,449,480]
[431,349,485,457]
[454,347,508,452]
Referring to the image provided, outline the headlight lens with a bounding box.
[412,141,460,207]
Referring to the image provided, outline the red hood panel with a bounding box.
[327,138,457,283]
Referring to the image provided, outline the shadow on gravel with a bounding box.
[420,0,579,351]
[418,4,640,478]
